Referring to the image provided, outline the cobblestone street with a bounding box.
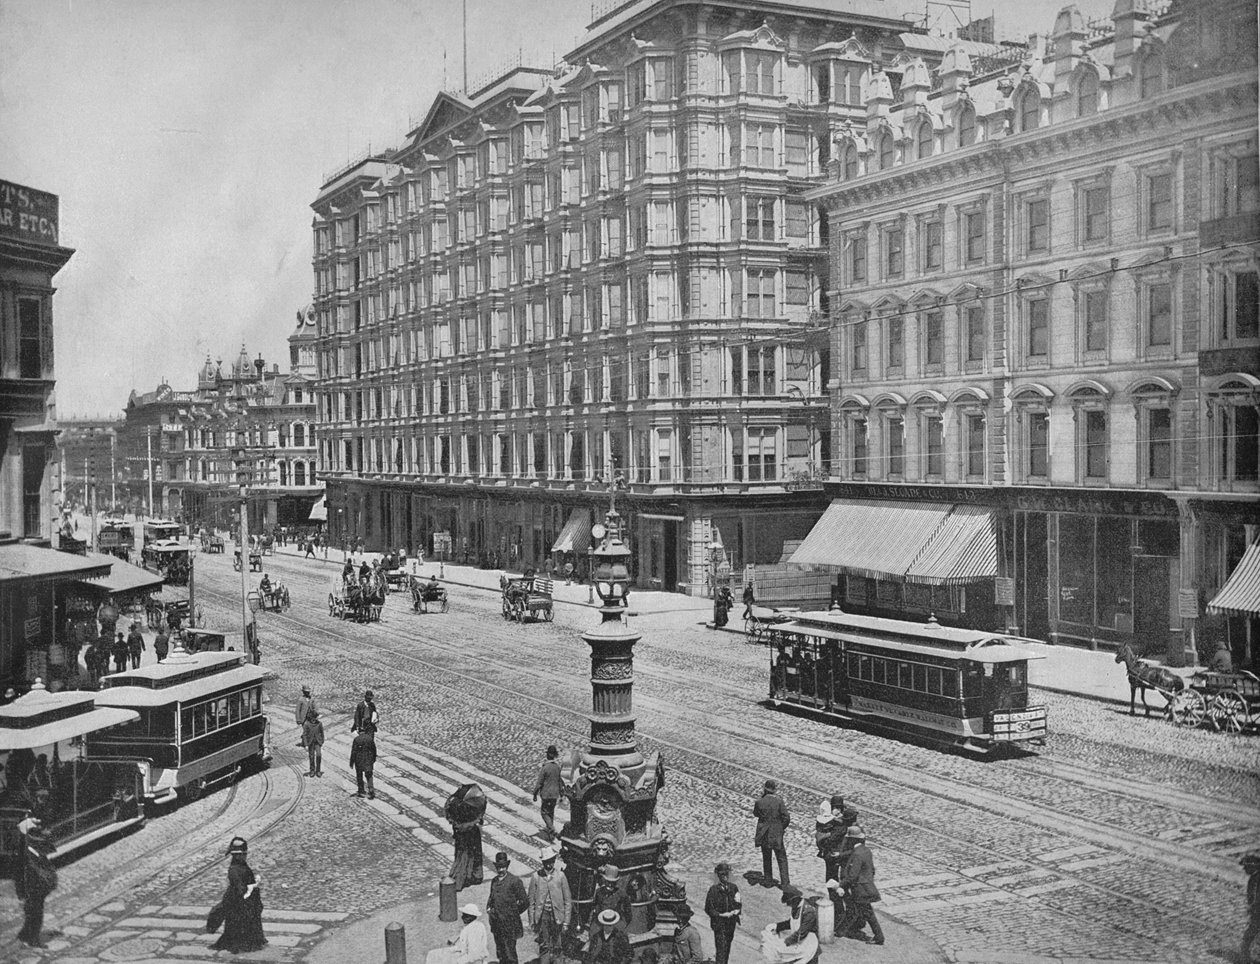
[2,549,1256,963]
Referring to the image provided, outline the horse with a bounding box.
[1114,642,1185,717]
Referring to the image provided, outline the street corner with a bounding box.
[300,892,454,964]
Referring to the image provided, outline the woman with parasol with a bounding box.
[446,783,486,890]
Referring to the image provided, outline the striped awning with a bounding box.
[905,505,997,586]
[789,499,954,580]
[1208,542,1260,617]
[551,508,592,555]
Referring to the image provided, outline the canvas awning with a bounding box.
[309,495,328,522]
[0,544,110,586]
[789,499,954,580]
[551,508,592,555]
[1208,542,1260,617]
[904,504,997,586]
[75,551,164,596]
[790,499,997,585]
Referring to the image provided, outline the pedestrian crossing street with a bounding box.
[323,728,569,875]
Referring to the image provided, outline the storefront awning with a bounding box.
[75,552,164,596]
[790,499,955,580]
[0,544,110,585]
[551,508,592,555]
[309,495,328,522]
[905,505,997,586]
[1208,542,1260,617]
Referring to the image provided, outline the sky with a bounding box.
[0,0,1116,417]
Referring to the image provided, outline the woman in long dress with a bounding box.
[210,837,267,952]
[446,784,486,890]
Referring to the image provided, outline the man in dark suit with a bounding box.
[532,744,562,840]
[754,779,791,887]
[586,910,631,964]
[704,862,741,964]
[351,689,378,734]
[349,730,377,799]
[487,852,529,964]
[838,826,883,945]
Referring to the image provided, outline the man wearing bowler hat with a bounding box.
[586,909,631,964]
[754,779,791,887]
[487,852,529,964]
[672,904,704,964]
[588,864,632,934]
[704,862,741,964]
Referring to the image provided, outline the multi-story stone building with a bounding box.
[311,0,999,593]
[57,416,122,511]
[803,0,1258,666]
[118,318,321,531]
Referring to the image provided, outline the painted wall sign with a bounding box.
[994,576,1016,607]
[0,179,59,246]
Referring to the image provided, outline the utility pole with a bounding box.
[234,447,253,663]
[147,426,155,519]
[110,430,117,510]
[89,461,98,552]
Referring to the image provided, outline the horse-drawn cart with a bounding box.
[410,577,449,614]
[329,572,386,622]
[1169,670,1260,733]
[233,549,263,573]
[247,581,290,614]
[500,575,553,622]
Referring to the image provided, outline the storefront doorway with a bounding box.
[1015,512,1049,642]
[1133,555,1172,658]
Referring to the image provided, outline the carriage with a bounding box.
[330,572,386,622]
[500,574,554,622]
[98,522,132,561]
[247,580,290,614]
[1168,669,1260,733]
[410,577,449,614]
[200,530,225,554]
[745,607,793,645]
[233,549,263,572]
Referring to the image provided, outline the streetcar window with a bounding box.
[872,658,885,685]
[848,653,859,677]
[942,671,958,698]
[927,667,942,695]
[857,654,871,680]
[229,693,241,723]
[1009,665,1025,686]
[216,699,229,728]
[898,662,912,689]
[912,664,926,692]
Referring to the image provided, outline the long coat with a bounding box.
[754,792,791,848]
[349,733,377,771]
[586,927,631,964]
[528,869,572,929]
[840,844,880,902]
[487,870,529,938]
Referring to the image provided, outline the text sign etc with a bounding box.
[0,179,59,246]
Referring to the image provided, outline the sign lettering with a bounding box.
[0,179,59,246]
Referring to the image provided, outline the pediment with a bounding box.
[413,92,475,146]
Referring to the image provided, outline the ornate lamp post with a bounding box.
[560,501,689,940]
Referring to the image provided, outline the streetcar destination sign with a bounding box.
[0,179,59,246]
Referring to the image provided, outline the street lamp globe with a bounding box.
[591,523,631,606]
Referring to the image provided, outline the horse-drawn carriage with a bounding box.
[500,574,554,622]
[381,552,411,592]
[200,530,225,553]
[1169,669,1260,733]
[330,571,386,622]
[233,549,263,573]
[744,607,793,645]
[145,596,199,632]
[410,577,448,614]
[248,579,291,614]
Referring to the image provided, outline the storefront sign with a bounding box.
[25,616,41,639]
[1177,589,1200,619]
[0,179,59,246]
[826,482,1178,518]
[994,577,1016,607]
[433,531,453,554]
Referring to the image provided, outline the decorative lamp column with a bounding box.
[561,507,689,938]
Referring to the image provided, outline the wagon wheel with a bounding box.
[543,604,554,621]
[438,593,449,614]
[1210,690,1249,733]
[1169,689,1206,727]
[177,777,206,802]
[329,593,337,617]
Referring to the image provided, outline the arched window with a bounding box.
[1076,69,1099,117]
[1017,87,1040,132]
[1138,51,1164,98]
[841,142,859,180]
[957,104,976,147]
[877,132,895,171]
[916,121,934,160]
[295,462,307,486]
[293,423,305,446]
[279,462,289,486]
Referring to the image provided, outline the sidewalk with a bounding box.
[305,876,943,964]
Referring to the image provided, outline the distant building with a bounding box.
[310,0,1005,593]
[57,416,122,511]
[806,0,1259,666]
[119,317,321,531]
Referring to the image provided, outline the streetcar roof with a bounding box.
[778,611,1044,664]
[0,686,139,750]
[145,541,190,553]
[94,651,266,706]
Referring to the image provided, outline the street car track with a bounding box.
[0,745,309,955]
[199,581,1240,955]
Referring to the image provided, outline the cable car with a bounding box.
[87,643,271,804]
[143,519,184,546]
[768,609,1048,753]
[0,680,145,868]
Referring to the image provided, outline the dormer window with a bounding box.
[957,104,976,147]
[1076,69,1099,117]
[915,121,933,160]
[1017,86,1040,132]
[877,132,895,171]
[1138,50,1165,98]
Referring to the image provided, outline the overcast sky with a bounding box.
[1,0,1114,416]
